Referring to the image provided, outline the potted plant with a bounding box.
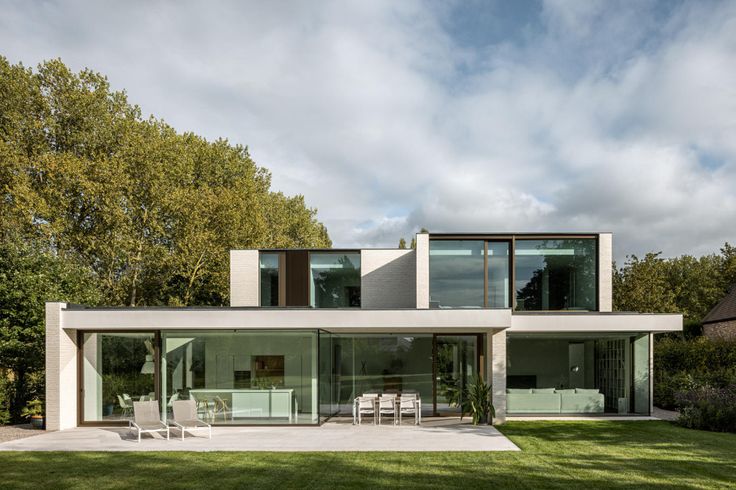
[461,374,496,425]
[22,398,44,429]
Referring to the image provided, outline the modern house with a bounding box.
[45,232,682,431]
[702,285,736,341]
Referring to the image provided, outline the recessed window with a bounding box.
[259,253,281,307]
[309,253,361,308]
[514,239,597,311]
[429,240,485,308]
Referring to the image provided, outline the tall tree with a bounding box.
[0,234,101,420]
[0,57,331,307]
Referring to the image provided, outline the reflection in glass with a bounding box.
[259,253,280,307]
[309,253,361,308]
[162,330,318,425]
[82,332,156,422]
[329,334,435,416]
[514,239,597,311]
[429,240,484,308]
[487,242,510,308]
[435,335,478,415]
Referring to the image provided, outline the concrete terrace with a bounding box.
[0,418,520,452]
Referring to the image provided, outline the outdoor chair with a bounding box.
[130,400,169,442]
[170,399,212,441]
[117,394,133,418]
[356,396,376,425]
[399,393,420,425]
[378,394,397,425]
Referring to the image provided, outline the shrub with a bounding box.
[675,383,736,433]
[0,377,11,425]
[654,336,736,409]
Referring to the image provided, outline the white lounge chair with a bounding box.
[130,400,169,443]
[171,399,212,441]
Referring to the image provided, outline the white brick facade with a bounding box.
[229,250,259,306]
[361,249,416,308]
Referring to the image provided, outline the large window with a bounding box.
[327,334,434,416]
[514,239,597,311]
[429,240,510,308]
[506,333,650,415]
[162,330,318,425]
[259,252,281,307]
[429,240,485,307]
[321,333,479,417]
[81,332,156,422]
[309,252,361,308]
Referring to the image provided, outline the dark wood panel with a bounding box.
[285,250,309,306]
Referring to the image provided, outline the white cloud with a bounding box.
[1,0,735,261]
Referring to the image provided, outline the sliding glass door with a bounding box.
[434,335,479,416]
[80,332,158,423]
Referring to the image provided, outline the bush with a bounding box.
[0,377,11,425]
[654,336,736,409]
[675,383,736,433]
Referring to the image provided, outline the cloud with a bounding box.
[1,0,735,261]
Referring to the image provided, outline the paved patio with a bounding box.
[0,418,519,452]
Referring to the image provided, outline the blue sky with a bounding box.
[1,0,735,262]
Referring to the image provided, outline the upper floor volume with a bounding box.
[230,232,613,312]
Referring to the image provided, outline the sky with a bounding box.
[1,0,735,262]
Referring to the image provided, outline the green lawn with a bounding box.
[0,421,734,489]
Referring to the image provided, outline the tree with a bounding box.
[0,56,333,418]
[398,238,407,249]
[613,252,678,314]
[0,235,101,421]
[0,57,331,308]
[613,245,735,323]
[410,227,429,249]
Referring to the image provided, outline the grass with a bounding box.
[0,421,734,489]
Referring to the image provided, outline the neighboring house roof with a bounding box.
[703,285,736,324]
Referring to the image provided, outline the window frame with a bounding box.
[429,234,600,311]
[307,250,362,308]
[258,251,286,307]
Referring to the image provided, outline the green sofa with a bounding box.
[507,388,604,414]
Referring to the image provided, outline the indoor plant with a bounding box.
[22,398,44,429]
[461,374,495,425]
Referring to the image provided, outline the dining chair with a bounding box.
[378,394,397,426]
[399,393,419,425]
[357,396,376,425]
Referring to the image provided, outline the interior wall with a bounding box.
[507,338,596,389]
[188,334,316,412]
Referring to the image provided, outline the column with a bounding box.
[490,329,507,424]
[45,302,77,430]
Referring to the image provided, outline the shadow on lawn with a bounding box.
[0,421,734,489]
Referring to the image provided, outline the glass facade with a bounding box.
[435,335,479,415]
[162,330,319,424]
[259,253,280,307]
[429,240,485,307]
[310,252,361,308]
[514,239,597,311]
[506,333,650,415]
[81,332,156,422]
[487,242,510,308]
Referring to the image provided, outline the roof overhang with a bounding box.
[509,312,683,333]
[61,307,512,333]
